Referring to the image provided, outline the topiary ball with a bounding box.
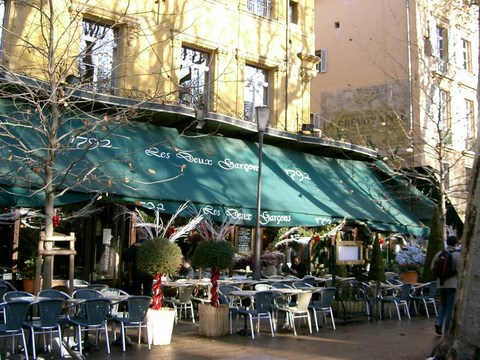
[192,241,235,270]
[136,237,183,276]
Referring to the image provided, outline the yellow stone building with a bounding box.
[311,0,478,223]
[1,0,318,133]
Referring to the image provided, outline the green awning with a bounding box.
[0,99,430,235]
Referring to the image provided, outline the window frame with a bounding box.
[247,0,271,18]
[179,46,210,109]
[465,99,475,150]
[243,64,269,122]
[436,25,448,72]
[461,38,472,72]
[79,18,119,95]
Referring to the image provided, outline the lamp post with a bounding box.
[253,106,269,280]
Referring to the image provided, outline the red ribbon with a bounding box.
[209,269,220,308]
[151,273,163,310]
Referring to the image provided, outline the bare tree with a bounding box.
[0,0,192,288]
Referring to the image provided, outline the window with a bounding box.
[289,1,298,24]
[247,0,271,18]
[79,19,118,94]
[244,65,268,121]
[461,39,472,72]
[436,26,448,72]
[179,46,210,108]
[465,99,475,150]
[439,90,452,145]
[315,49,328,73]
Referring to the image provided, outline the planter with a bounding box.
[146,308,176,345]
[399,271,418,284]
[22,279,35,293]
[198,303,229,337]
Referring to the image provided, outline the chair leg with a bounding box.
[312,309,319,331]
[248,315,254,339]
[307,313,312,334]
[30,328,37,359]
[121,322,126,352]
[329,308,336,330]
[21,330,29,360]
[268,313,275,337]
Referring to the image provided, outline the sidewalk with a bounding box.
[74,315,439,360]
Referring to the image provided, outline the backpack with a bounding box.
[432,250,457,285]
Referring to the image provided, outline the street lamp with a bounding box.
[253,105,269,280]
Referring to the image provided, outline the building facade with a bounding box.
[311,0,478,223]
[0,0,318,132]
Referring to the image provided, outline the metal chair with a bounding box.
[0,300,31,358]
[112,295,152,351]
[277,291,313,336]
[67,298,111,356]
[381,283,412,320]
[23,298,65,359]
[164,285,195,323]
[100,287,130,318]
[309,287,336,331]
[410,281,438,318]
[219,293,240,335]
[236,291,276,339]
[219,285,243,307]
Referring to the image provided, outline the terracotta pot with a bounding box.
[22,278,35,293]
[399,271,418,284]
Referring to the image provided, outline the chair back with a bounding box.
[36,298,65,328]
[254,291,275,314]
[4,291,34,301]
[87,284,109,291]
[39,289,72,300]
[83,298,111,326]
[72,279,90,288]
[295,292,313,311]
[315,287,336,308]
[177,285,195,302]
[0,280,17,291]
[73,288,103,299]
[126,296,151,322]
[219,285,241,297]
[0,284,9,301]
[293,281,313,289]
[428,281,438,298]
[399,283,413,301]
[270,282,294,289]
[2,300,31,331]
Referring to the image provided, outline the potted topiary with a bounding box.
[128,202,204,345]
[192,218,235,337]
[136,237,183,345]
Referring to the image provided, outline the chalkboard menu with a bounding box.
[237,227,252,253]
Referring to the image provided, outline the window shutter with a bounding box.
[320,49,328,73]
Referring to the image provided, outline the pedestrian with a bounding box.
[431,235,461,335]
[124,231,154,296]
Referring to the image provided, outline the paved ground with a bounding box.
[54,314,440,360]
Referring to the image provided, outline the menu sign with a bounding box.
[237,227,252,253]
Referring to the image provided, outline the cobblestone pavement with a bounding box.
[44,314,440,360]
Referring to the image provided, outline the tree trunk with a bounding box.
[432,8,480,357]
